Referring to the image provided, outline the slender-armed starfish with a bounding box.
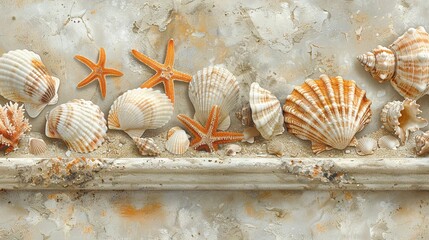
[131,39,192,103]
[75,48,123,99]
[177,105,244,152]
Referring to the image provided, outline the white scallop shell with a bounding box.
[378,135,400,150]
[108,88,174,138]
[45,99,107,153]
[28,138,47,155]
[165,126,189,155]
[188,66,240,130]
[224,144,242,156]
[380,98,427,145]
[355,137,377,156]
[242,127,260,144]
[0,49,60,117]
[249,82,284,139]
[133,137,161,156]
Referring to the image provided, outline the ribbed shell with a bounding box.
[0,49,60,117]
[45,99,107,153]
[283,75,372,154]
[133,137,161,156]
[355,137,377,156]
[188,66,240,130]
[28,138,47,155]
[165,127,189,155]
[249,82,284,139]
[108,88,174,138]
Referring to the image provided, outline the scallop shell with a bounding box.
[0,49,60,117]
[165,126,189,155]
[358,26,429,99]
[224,144,241,156]
[108,88,174,138]
[380,98,427,145]
[283,75,372,154]
[45,99,107,153]
[28,138,47,155]
[249,82,284,139]
[355,137,377,156]
[267,141,284,157]
[242,127,260,144]
[378,135,400,150]
[188,66,240,130]
[133,137,161,156]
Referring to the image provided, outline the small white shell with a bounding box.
[267,141,284,157]
[165,127,189,155]
[45,99,107,153]
[28,138,47,155]
[0,49,60,117]
[224,144,242,156]
[250,82,284,139]
[133,137,161,156]
[242,127,260,144]
[355,137,378,156]
[108,88,174,138]
[188,66,240,130]
[377,135,400,150]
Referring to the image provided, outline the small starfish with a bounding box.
[132,39,192,103]
[75,48,123,98]
[177,105,244,152]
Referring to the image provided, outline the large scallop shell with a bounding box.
[165,126,189,155]
[283,75,372,154]
[108,88,174,138]
[358,26,429,99]
[45,99,107,153]
[249,82,284,139]
[0,49,60,117]
[188,66,240,130]
[380,98,427,145]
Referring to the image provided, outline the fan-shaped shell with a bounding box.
[133,137,161,156]
[358,26,429,99]
[0,49,60,117]
[188,66,240,130]
[108,88,174,138]
[249,82,284,139]
[283,75,372,154]
[45,99,107,153]
[165,126,189,155]
[355,137,377,156]
[28,138,47,155]
[380,99,427,145]
[378,135,400,150]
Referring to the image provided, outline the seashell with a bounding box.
[242,127,260,144]
[380,98,427,145]
[283,75,372,154]
[249,82,284,139]
[133,137,161,156]
[165,126,189,155]
[415,131,429,156]
[235,102,254,127]
[355,137,377,156]
[108,88,174,138]
[28,138,47,155]
[0,49,60,117]
[267,141,284,157]
[378,135,400,150]
[188,66,240,130]
[224,144,242,156]
[45,99,107,153]
[358,26,429,100]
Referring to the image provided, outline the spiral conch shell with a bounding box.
[380,99,427,145]
[249,82,284,139]
[283,75,372,154]
[358,26,429,100]
[133,137,161,156]
[108,88,174,138]
[45,99,107,153]
[188,66,240,130]
[0,49,60,117]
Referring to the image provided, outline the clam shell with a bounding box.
[267,141,284,157]
[165,126,189,155]
[355,137,377,156]
[28,138,47,155]
[358,26,429,99]
[242,126,260,144]
[108,88,174,138]
[249,82,284,139]
[378,135,400,150]
[0,49,60,117]
[380,98,427,145]
[188,66,240,130]
[133,137,161,156]
[45,99,107,153]
[224,144,241,156]
[283,75,372,154]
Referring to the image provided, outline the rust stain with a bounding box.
[100,210,107,217]
[90,9,96,14]
[257,191,272,200]
[83,226,93,234]
[315,223,327,233]
[344,192,353,201]
[47,193,58,200]
[244,202,265,219]
[119,203,164,222]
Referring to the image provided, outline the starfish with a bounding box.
[75,48,123,99]
[131,38,192,103]
[177,105,244,152]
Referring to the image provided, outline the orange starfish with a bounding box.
[75,48,123,98]
[131,39,192,103]
[177,105,244,152]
